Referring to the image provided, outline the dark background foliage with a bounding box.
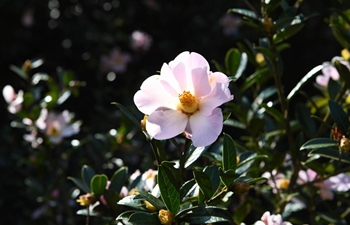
[0,0,345,224]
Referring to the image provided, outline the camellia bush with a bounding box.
[3,0,350,225]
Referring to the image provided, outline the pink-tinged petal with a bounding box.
[316,74,329,87]
[61,122,81,137]
[188,108,223,147]
[199,83,233,116]
[209,72,230,87]
[171,62,187,91]
[160,63,182,96]
[169,51,190,69]
[322,64,339,81]
[191,67,211,97]
[189,52,210,71]
[146,110,188,140]
[134,75,177,114]
[36,108,48,130]
[306,169,318,181]
[2,85,15,103]
[261,211,270,223]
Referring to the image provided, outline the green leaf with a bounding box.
[228,8,258,20]
[224,48,247,80]
[236,153,268,174]
[204,165,220,195]
[260,103,285,125]
[295,103,316,137]
[265,0,283,15]
[193,170,213,201]
[327,78,341,101]
[112,102,141,129]
[128,212,161,225]
[67,177,90,193]
[109,166,128,194]
[274,23,305,44]
[334,60,350,88]
[240,67,271,92]
[185,145,208,168]
[300,138,338,150]
[328,100,350,135]
[219,168,235,188]
[103,189,120,213]
[309,148,350,164]
[137,191,166,210]
[287,65,323,101]
[90,174,108,196]
[81,165,95,188]
[117,195,145,210]
[178,205,233,224]
[179,179,197,200]
[234,176,267,184]
[158,164,180,214]
[222,133,237,171]
[9,64,28,80]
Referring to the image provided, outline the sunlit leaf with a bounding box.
[136,191,166,210]
[300,138,338,150]
[178,205,233,224]
[228,8,258,20]
[185,145,208,168]
[117,195,145,210]
[179,179,197,200]
[90,174,108,196]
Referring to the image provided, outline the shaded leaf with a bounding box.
[204,165,220,195]
[274,22,305,44]
[222,133,237,171]
[193,170,213,201]
[219,168,235,188]
[128,212,161,225]
[179,179,197,200]
[109,166,128,194]
[228,8,258,20]
[328,100,349,135]
[136,191,166,210]
[309,148,350,164]
[9,65,28,80]
[158,164,180,214]
[112,102,141,129]
[68,177,90,193]
[178,205,233,224]
[81,165,95,189]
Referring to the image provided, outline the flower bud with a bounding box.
[144,200,157,212]
[341,49,350,61]
[22,60,32,73]
[277,178,290,190]
[232,181,250,195]
[340,136,350,153]
[76,193,97,207]
[263,17,274,34]
[158,209,174,225]
[141,115,148,132]
[255,53,266,66]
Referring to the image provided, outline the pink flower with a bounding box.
[134,51,233,147]
[101,48,131,73]
[219,14,241,37]
[35,108,81,144]
[316,56,350,87]
[298,170,350,200]
[259,211,292,225]
[262,170,290,193]
[131,30,152,52]
[2,85,23,114]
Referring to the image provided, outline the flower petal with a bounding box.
[146,110,188,140]
[134,75,177,114]
[2,85,15,103]
[189,52,210,71]
[188,108,223,147]
[199,83,233,116]
[191,67,211,97]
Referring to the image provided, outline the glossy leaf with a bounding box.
[265,0,283,15]
[109,166,128,194]
[228,8,258,20]
[136,191,166,210]
[327,78,341,100]
[219,168,235,188]
[240,67,271,92]
[193,170,213,201]
[328,100,349,135]
[309,148,350,164]
[128,212,161,225]
[204,165,220,195]
[274,23,305,44]
[179,179,197,200]
[287,65,323,101]
[300,138,338,150]
[67,177,90,193]
[90,174,108,196]
[81,165,95,189]
[117,195,145,210]
[222,133,237,171]
[236,153,268,174]
[158,164,180,214]
[185,145,207,168]
[234,176,267,184]
[178,205,233,224]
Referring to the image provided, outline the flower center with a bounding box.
[178,91,198,114]
[47,123,61,137]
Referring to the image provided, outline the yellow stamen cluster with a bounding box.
[47,124,60,137]
[277,179,290,190]
[178,91,198,114]
[76,193,96,207]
